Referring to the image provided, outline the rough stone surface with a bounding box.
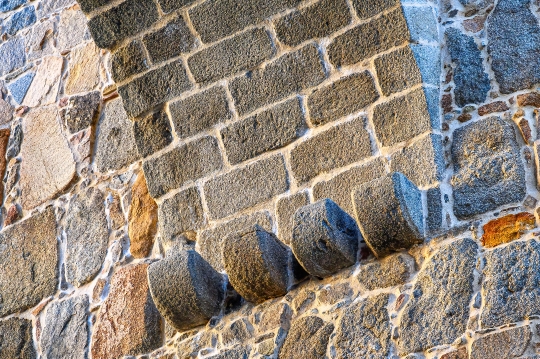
[20,106,76,209]
[132,108,173,158]
[223,226,289,303]
[426,187,442,235]
[290,117,372,183]
[274,0,351,46]
[0,129,10,202]
[157,0,194,14]
[40,295,89,359]
[374,46,422,97]
[148,250,224,331]
[279,316,334,359]
[478,101,509,116]
[0,37,25,76]
[204,154,288,219]
[221,98,306,164]
[353,173,424,258]
[470,326,531,359]
[0,318,36,359]
[482,239,540,328]
[91,263,163,359]
[65,42,101,95]
[198,211,273,272]
[487,0,540,94]
[128,173,158,258]
[60,91,101,134]
[143,136,222,198]
[307,72,379,126]
[0,98,13,125]
[351,0,397,19]
[25,18,54,61]
[291,199,360,278]
[110,40,149,83]
[0,0,26,12]
[158,186,204,249]
[451,117,526,218]
[398,238,478,354]
[334,294,392,359]
[57,8,90,53]
[446,28,489,107]
[0,208,58,317]
[481,212,536,248]
[230,44,326,115]
[94,98,139,173]
[357,253,415,291]
[441,348,468,359]
[143,16,195,64]
[209,347,250,359]
[276,191,309,245]
[4,6,36,36]
[170,86,232,139]
[23,56,62,107]
[65,187,109,287]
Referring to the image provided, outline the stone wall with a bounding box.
[1,0,540,358]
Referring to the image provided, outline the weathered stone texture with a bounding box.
[148,250,223,331]
[23,56,62,107]
[20,106,76,209]
[0,98,13,125]
[481,212,536,248]
[60,91,101,134]
[334,294,392,359]
[375,46,422,97]
[0,37,25,76]
[132,108,173,158]
[4,6,36,36]
[357,253,415,291]
[128,173,158,258]
[0,208,58,317]
[57,9,90,53]
[110,40,149,83]
[65,187,109,287]
[40,295,89,359]
[0,318,36,359]
[470,326,531,359]
[276,191,309,245]
[144,16,195,64]
[91,263,163,359]
[279,316,334,359]
[398,239,478,354]
[204,154,288,219]
[65,42,101,95]
[451,117,526,219]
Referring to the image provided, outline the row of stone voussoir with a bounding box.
[147,172,426,332]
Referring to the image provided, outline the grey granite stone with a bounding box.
[148,249,224,331]
[374,46,422,97]
[109,40,149,83]
[426,187,443,235]
[60,91,101,134]
[57,8,90,53]
[279,316,334,359]
[222,318,253,346]
[357,253,415,291]
[291,199,360,278]
[208,347,250,359]
[353,173,424,258]
[0,318,35,359]
[352,0,398,19]
[276,191,309,245]
[470,326,531,359]
[132,108,173,158]
[0,37,25,76]
[144,16,195,64]
[398,238,477,354]
[8,72,34,104]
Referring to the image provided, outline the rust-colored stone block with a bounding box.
[128,173,158,258]
[482,212,536,248]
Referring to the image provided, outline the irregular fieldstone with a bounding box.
[209,347,250,359]
[133,108,173,158]
[481,239,540,328]
[57,8,90,53]
[518,92,540,107]
[0,98,13,125]
[478,101,509,116]
[0,36,25,76]
[148,250,224,331]
[222,318,253,346]
[23,56,63,107]
[6,121,22,159]
[0,129,10,201]
[91,263,163,359]
[77,0,112,13]
[470,326,531,359]
[291,198,360,278]
[487,0,540,94]
[353,173,424,259]
[110,40,149,83]
[441,348,468,359]
[65,42,101,95]
[25,18,54,61]
[452,117,526,218]
[20,106,76,209]
[481,212,535,248]
[318,282,353,305]
[94,98,139,173]
[128,173,158,258]
[334,294,391,359]
[398,238,478,354]
[40,295,89,359]
[223,225,289,303]
[8,72,34,104]
[0,0,26,12]
[60,91,101,134]
[0,318,35,359]
[279,316,334,359]
[445,28,489,107]
[276,191,309,245]
[351,0,397,19]
[65,187,109,287]
[198,211,273,272]
[357,253,415,291]
[143,16,195,64]
[157,0,194,13]
[258,302,292,333]
[0,208,58,317]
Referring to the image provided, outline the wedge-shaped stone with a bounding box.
[148,249,224,331]
[353,172,424,258]
[291,198,360,278]
[223,225,289,303]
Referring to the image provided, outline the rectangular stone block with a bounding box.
[374,46,422,97]
[78,0,112,13]
[313,158,386,216]
[157,0,195,14]
[276,191,309,245]
[169,86,232,139]
[87,0,159,49]
[143,136,223,198]
[221,98,306,165]
[274,0,351,47]
[372,88,432,147]
[307,71,379,126]
[119,60,192,118]
[290,117,372,184]
[203,154,289,219]
[110,40,149,83]
[390,133,444,187]
[401,5,438,43]
[143,16,196,64]
[230,44,326,115]
[189,0,302,43]
[426,187,442,236]
[188,27,274,84]
[328,8,409,68]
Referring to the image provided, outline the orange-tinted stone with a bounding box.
[128,173,158,258]
[517,92,540,107]
[108,192,124,230]
[441,347,467,359]
[0,129,10,203]
[91,263,163,359]
[482,212,536,248]
[478,101,509,116]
